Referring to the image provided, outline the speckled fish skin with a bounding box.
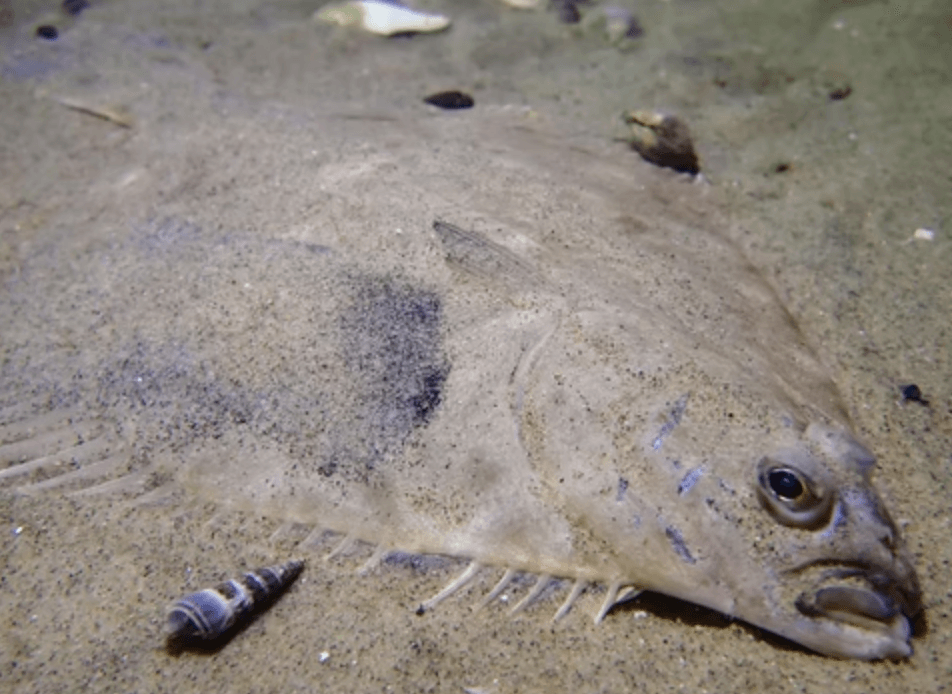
[0,110,921,660]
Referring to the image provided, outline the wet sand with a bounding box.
[1,1,950,692]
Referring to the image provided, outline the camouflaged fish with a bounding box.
[0,107,921,661]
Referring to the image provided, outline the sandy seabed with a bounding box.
[1,1,950,692]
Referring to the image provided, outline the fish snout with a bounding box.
[869,553,922,620]
[794,554,922,646]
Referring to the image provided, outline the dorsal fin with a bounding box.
[432,220,543,290]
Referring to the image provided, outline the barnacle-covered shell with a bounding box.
[623,109,700,175]
[167,560,304,645]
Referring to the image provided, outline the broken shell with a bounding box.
[498,0,543,9]
[622,109,700,175]
[166,560,304,646]
[52,96,135,129]
[315,1,451,36]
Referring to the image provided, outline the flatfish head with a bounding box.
[0,108,921,660]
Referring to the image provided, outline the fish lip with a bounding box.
[796,584,900,624]
[794,586,914,659]
[790,560,922,653]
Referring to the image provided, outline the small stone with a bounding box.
[603,5,643,41]
[62,0,90,16]
[829,85,852,101]
[552,1,581,24]
[36,25,59,40]
[423,90,475,110]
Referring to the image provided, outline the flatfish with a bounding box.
[0,108,921,660]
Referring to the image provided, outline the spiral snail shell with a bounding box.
[166,560,305,646]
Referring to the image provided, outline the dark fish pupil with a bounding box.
[769,469,803,499]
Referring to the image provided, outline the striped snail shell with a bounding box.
[167,560,305,645]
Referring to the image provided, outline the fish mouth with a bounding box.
[791,561,922,658]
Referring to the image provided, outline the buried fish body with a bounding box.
[0,111,921,660]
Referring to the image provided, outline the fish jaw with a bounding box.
[779,610,913,660]
[767,556,922,660]
[773,552,923,660]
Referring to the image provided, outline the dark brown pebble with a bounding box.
[552,1,581,24]
[36,25,58,40]
[423,91,475,110]
[603,6,644,39]
[62,0,90,15]
[624,18,644,38]
[829,85,852,100]
[625,16,645,39]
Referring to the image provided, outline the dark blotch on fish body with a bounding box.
[677,466,704,496]
[616,476,629,501]
[665,526,697,564]
[342,278,448,431]
[334,276,450,476]
[899,383,928,406]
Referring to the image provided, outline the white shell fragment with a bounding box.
[315,1,451,36]
[497,0,543,8]
[167,560,305,646]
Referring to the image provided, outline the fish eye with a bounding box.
[756,458,833,528]
[768,469,803,500]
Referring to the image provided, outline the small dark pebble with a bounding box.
[552,0,581,24]
[603,5,644,39]
[62,0,90,16]
[423,90,475,110]
[773,162,792,174]
[899,384,929,406]
[624,18,645,39]
[36,25,58,40]
[829,85,852,101]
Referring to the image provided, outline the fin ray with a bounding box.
[419,561,481,613]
